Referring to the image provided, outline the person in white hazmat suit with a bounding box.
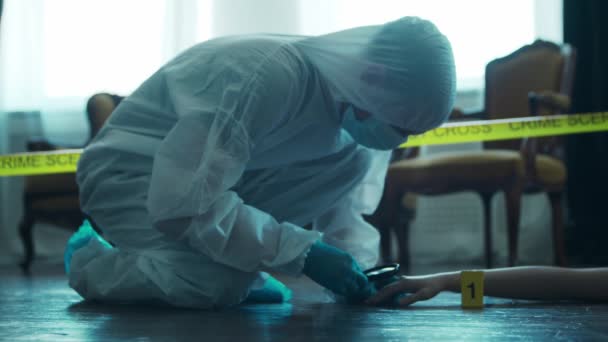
[65,16,456,309]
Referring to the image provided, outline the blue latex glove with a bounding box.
[302,241,374,301]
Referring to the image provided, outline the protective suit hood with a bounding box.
[293,17,457,133]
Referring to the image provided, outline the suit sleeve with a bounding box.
[146,48,321,274]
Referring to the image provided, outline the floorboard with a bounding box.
[1,265,607,341]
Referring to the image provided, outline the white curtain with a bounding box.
[1,0,181,111]
[0,0,562,113]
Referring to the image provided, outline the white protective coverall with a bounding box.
[69,17,456,308]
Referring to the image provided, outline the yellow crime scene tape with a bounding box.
[0,149,83,177]
[1,112,608,177]
[401,111,608,148]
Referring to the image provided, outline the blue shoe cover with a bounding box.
[244,273,292,304]
[64,219,112,275]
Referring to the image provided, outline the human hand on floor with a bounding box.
[364,273,449,306]
[303,241,374,302]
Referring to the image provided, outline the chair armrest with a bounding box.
[449,108,486,121]
[22,140,81,192]
[530,91,571,113]
[27,138,61,151]
[520,92,571,181]
[391,146,419,162]
[26,137,81,151]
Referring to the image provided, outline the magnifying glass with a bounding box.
[364,263,400,282]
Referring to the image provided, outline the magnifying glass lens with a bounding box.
[364,263,400,281]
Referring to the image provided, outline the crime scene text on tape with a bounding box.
[400,111,608,148]
[0,149,82,176]
[1,112,608,177]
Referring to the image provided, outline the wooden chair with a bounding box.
[18,93,123,272]
[370,40,576,271]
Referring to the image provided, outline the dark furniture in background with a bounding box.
[564,0,608,266]
[19,93,123,272]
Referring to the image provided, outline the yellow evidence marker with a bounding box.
[461,271,484,309]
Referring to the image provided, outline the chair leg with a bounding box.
[504,186,522,267]
[548,191,568,266]
[395,207,413,274]
[372,182,404,265]
[480,192,494,269]
[368,195,394,264]
[364,211,392,263]
[18,212,36,273]
[378,220,393,264]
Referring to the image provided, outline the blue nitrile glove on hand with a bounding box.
[302,241,374,302]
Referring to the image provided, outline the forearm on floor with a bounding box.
[438,266,608,301]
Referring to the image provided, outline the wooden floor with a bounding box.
[2,265,608,341]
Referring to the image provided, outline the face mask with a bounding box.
[341,106,408,150]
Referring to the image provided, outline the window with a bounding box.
[298,0,563,90]
[0,0,562,111]
[42,0,166,98]
[0,0,194,111]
